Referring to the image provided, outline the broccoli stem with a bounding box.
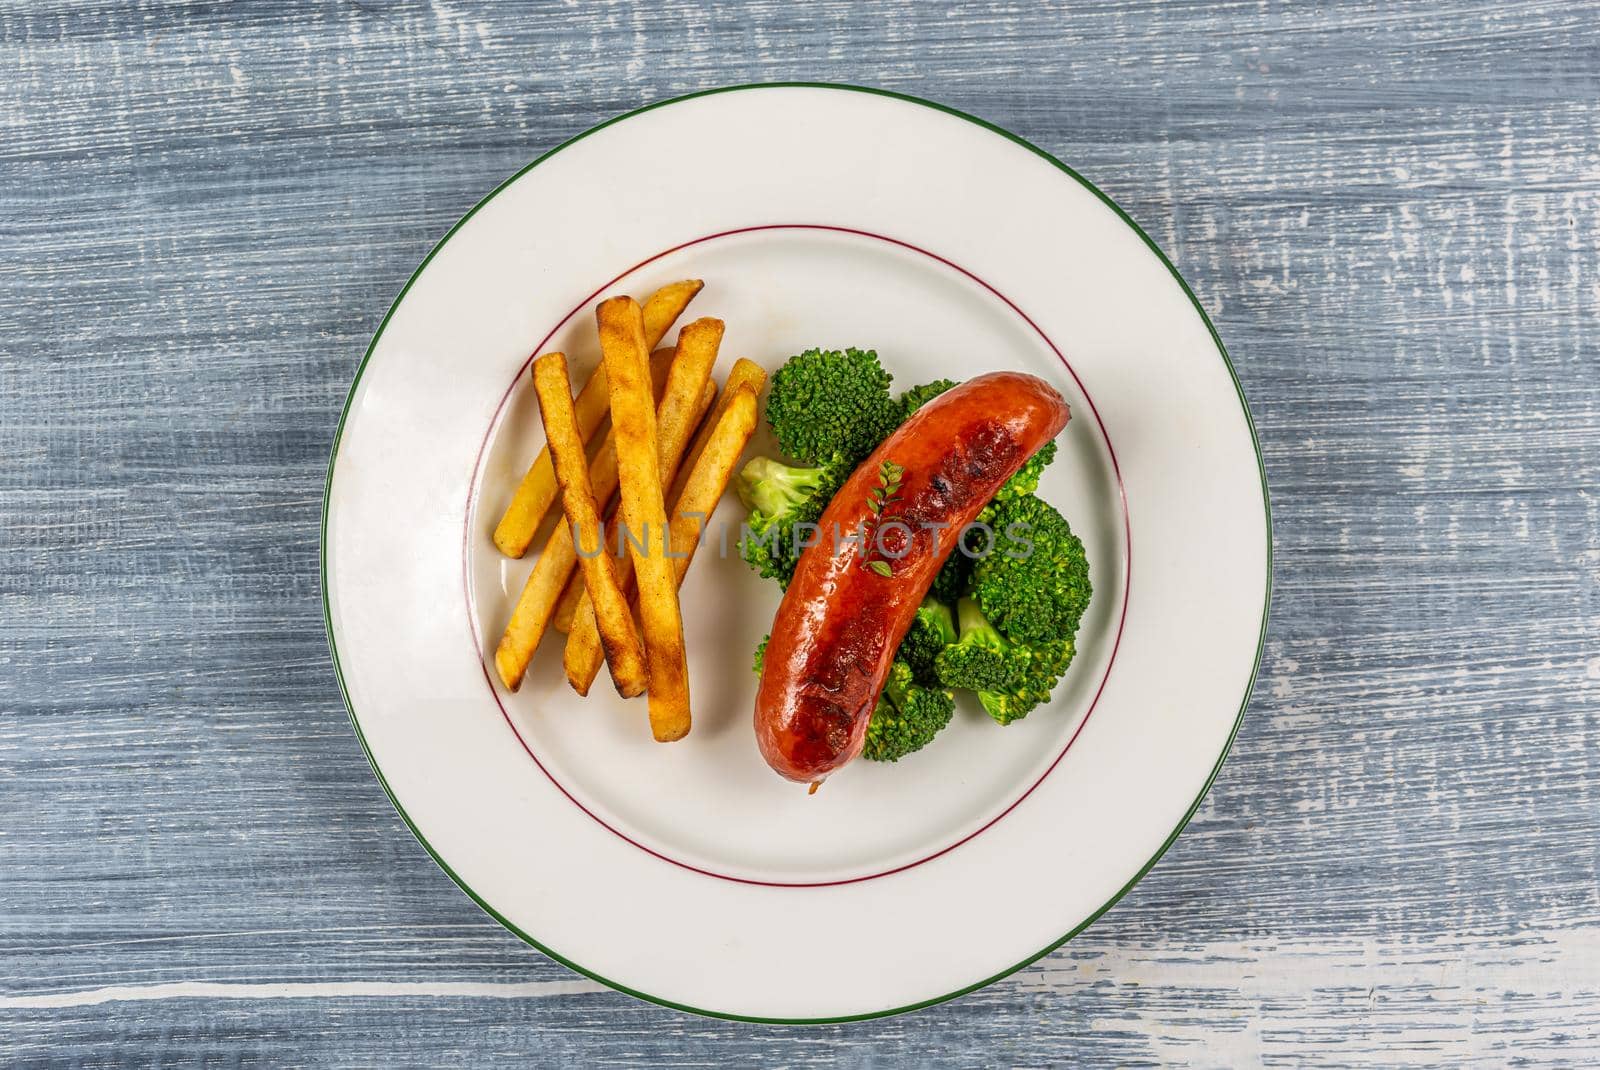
[920,599,957,645]
[955,596,1004,650]
[737,456,832,516]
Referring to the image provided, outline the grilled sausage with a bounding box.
[754,371,1070,783]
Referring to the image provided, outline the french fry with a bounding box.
[667,357,768,506]
[566,384,760,695]
[515,352,647,697]
[640,280,704,349]
[492,281,702,558]
[494,524,574,691]
[563,320,722,691]
[665,385,760,582]
[494,348,679,690]
[550,551,590,634]
[551,347,678,633]
[594,298,697,740]
[563,376,715,694]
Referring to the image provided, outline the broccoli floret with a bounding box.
[765,347,900,468]
[862,660,956,762]
[971,494,1092,645]
[752,634,769,675]
[935,597,1028,693]
[897,598,956,685]
[899,378,957,418]
[736,456,845,585]
[976,637,1077,725]
[949,497,1089,725]
[994,439,1058,502]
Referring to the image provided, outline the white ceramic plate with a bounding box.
[322,84,1270,1022]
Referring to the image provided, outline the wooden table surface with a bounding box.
[4,2,1597,1065]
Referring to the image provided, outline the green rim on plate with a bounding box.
[320,81,1273,1024]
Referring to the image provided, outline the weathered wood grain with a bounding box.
[2,0,1597,1065]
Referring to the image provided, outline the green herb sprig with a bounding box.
[862,460,904,577]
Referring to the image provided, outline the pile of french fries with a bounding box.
[492,281,765,742]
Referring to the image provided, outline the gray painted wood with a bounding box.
[3,1,1597,1064]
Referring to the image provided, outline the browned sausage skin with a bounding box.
[754,371,1070,783]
